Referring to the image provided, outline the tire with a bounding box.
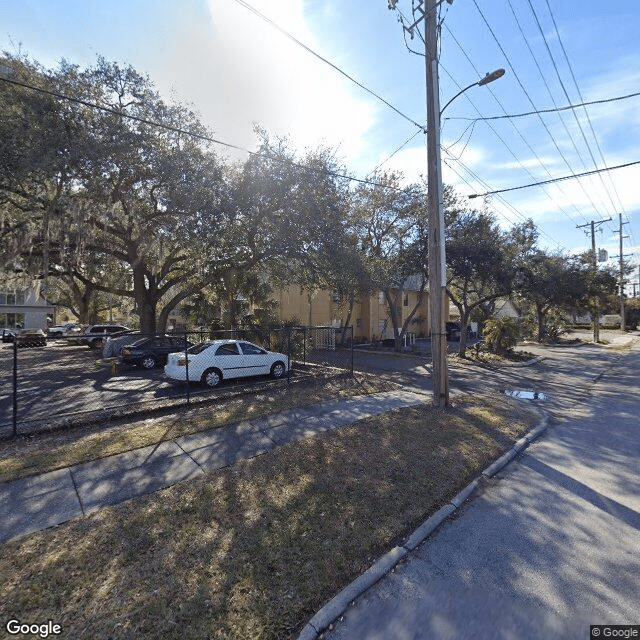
[141,356,156,369]
[202,368,222,388]
[270,361,286,379]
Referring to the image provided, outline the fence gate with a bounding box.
[314,327,336,351]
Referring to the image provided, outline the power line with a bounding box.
[443,90,640,123]
[468,160,640,199]
[0,75,404,193]
[526,0,618,224]
[443,154,563,250]
[393,7,587,225]
[229,0,426,133]
[441,24,587,225]
[366,129,422,176]
[469,0,608,225]
[542,0,634,251]
[506,0,614,228]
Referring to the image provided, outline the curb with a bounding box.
[297,412,549,640]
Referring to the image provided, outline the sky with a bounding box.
[2,0,640,290]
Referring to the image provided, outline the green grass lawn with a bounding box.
[0,385,539,640]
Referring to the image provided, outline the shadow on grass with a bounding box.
[0,396,536,639]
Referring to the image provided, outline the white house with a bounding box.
[0,281,53,329]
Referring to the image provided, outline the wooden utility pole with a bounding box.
[577,218,610,342]
[424,0,448,407]
[389,0,501,405]
[613,212,630,331]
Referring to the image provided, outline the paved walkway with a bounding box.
[0,390,427,544]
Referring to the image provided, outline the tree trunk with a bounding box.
[536,304,546,342]
[458,310,471,357]
[339,291,355,345]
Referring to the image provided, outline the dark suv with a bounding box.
[446,322,474,341]
[74,324,130,349]
[120,335,191,369]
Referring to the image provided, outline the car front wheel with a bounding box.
[202,368,222,387]
[271,362,286,379]
[141,356,156,369]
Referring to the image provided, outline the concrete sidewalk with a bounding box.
[0,389,427,544]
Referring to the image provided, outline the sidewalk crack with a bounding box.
[69,468,86,516]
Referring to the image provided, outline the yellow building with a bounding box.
[273,282,437,342]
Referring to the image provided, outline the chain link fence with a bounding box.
[0,326,354,438]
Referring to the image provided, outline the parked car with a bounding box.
[121,335,192,369]
[445,322,474,341]
[102,331,144,358]
[69,324,130,349]
[48,323,80,338]
[1,328,17,343]
[164,339,290,387]
[15,329,47,347]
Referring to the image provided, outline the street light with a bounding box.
[440,68,505,115]
[425,2,505,407]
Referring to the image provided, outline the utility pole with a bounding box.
[577,218,610,342]
[388,0,501,406]
[424,0,448,407]
[612,213,629,331]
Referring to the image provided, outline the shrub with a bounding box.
[483,317,519,353]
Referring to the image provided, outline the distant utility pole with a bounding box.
[577,218,611,342]
[612,212,630,332]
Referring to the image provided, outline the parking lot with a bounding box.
[0,339,323,437]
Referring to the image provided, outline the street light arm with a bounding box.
[440,81,478,116]
[440,68,505,116]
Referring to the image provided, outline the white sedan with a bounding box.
[164,339,290,387]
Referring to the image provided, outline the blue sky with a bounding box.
[3,0,640,286]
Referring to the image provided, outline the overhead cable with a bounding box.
[0,75,404,192]
[230,0,427,132]
[468,160,640,199]
[469,0,608,224]
[443,90,640,123]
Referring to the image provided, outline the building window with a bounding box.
[378,292,385,305]
[404,295,409,307]
[0,289,26,305]
[0,312,25,328]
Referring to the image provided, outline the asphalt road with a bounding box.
[323,337,640,640]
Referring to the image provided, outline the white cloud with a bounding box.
[151,0,379,162]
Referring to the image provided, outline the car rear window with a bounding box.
[240,342,265,355]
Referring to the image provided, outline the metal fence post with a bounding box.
[12,338,18,437]
[184,332,190,406]
[350,325,354,376]
[287,326,292,387]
